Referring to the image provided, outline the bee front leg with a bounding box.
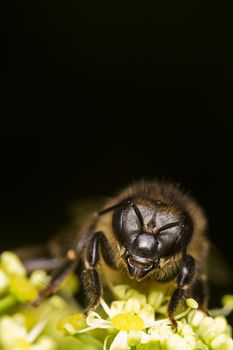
[189,274,209,314]
[168,255,196,330]
[81,231,106,313]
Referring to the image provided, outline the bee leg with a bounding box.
[168,255,196,330]
[82,232,118,313]
[32,255,80,306]
[82,268,102,314]
[82,231,109,313]
[31,229,94,306]
[189,275,209,315]
[14,245,65,273]
[23,256,65,273]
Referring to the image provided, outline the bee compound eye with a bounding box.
[112,206,124,240]
[112,205,140,245]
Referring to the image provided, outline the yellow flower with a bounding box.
[58,287,233,350]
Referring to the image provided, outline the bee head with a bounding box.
[112,199,193,280]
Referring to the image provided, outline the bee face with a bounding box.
[112,201,188,280]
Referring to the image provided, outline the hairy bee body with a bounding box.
[82,181,208,299]
[18,180,209,328]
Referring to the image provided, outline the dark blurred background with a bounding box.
[1,1,232,300]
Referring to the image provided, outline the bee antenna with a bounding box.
[97,198,132,216]
[130,202,144,228]
[97,199,144,228]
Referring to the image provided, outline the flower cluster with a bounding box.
[58,286,233,350]
[0,251,233,350]
[0,251,79,350]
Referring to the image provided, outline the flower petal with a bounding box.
[110,330,130,350]
[125,298,141,314]
[139,304,155,327]
[100,298,114,317]
[127,330,142,346]
[86,311,112,329]
[111,301,126,315]
[140,331,154,344]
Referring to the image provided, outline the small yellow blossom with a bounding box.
[112,312,145,331]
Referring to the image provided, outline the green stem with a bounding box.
[0,294,17,314]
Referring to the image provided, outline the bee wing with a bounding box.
[15,197,108,272]
[66,196,108,225]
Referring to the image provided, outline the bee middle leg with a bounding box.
[32,256,80,305]
[31,228,94,305]
[168,254,196,330]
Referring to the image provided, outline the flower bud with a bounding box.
[222,295,233,310]
[1,252,26,277]
[57,313,87,335]
[125,288,139,299]
[214,316,228,333]
[113,285,130,300]
[48,295,65,310]
[211,334,233,350]
[162,333,190,350]
[0,269,9,295]
[187,310,205,328]
[148,291,164,311]
[30,271,50,290]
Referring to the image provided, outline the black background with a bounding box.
[1,1,232,298]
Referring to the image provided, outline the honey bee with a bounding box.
[17,180,209,329]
